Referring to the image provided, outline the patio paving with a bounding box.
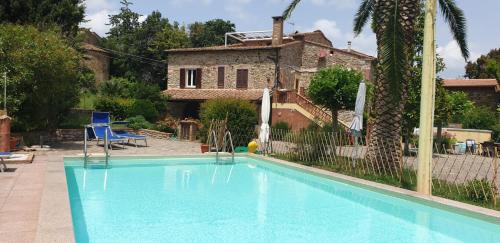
[0,138,201,243]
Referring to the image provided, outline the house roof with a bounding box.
[442,79,499,91]
[164,89,264,101]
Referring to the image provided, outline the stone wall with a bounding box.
[137,129,173,139]
[272,108,314,131]
[84,49,110,84]
[168,49,276,90]
[445,87,499,111]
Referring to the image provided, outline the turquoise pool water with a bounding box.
[65,156,500,243]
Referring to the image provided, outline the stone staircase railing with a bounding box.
[273,90,352,129]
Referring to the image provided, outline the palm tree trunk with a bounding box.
[366,0,421,173]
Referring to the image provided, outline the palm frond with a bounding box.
[282,0,302,20]
[438,0,469,60]
[380,0,406,102]
[353,0,374,36]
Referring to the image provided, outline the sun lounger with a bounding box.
[114,130,148,147]
[92,126,126,150]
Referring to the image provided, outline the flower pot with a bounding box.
[10,137,18,151]
[200,144,209,153]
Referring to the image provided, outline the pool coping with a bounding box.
[55,153,499,241]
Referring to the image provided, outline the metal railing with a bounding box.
[83,126,109,169]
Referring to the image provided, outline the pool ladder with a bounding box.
[208,130,235,164]
[83,126,109,169]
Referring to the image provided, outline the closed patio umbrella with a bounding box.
[350,81,366,160]
[259,88,271,152]
[350,81,366,133]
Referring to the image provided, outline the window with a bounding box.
[186,69,197,88]
[218,67,225,88]
[236,69,248,89]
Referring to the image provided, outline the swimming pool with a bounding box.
[65,156,500,243]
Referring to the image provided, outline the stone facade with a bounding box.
[80,29,110,84]
[168,49,276,90]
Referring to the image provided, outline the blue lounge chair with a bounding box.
[0,152,11,172]
[92,111,110,125]
[92,126,126,150]
[114,130,148,147]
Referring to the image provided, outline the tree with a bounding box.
[448,91,475,123]
[0,0,85,37]
[104,2,189,88]
[189,19,235,47]
[282,0,469,169]
[0,24,82,131]
[465,49,500,80]
[307,66,361,133]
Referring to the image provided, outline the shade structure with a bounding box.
[350,81,366,132]
[259,88,271,145]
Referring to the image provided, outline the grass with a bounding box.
[271,153,499,211]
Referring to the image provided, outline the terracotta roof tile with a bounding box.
[442,79,499,91]
[164,89,264,101]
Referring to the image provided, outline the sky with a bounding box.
[81,0,500,78]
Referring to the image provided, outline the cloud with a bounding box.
[310,0,357,9]
[308,19,377,55]
[83,0,113,12]
[81,9,115,36]
[437,40,480,77]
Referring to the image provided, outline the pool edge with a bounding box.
[244,153,500,224]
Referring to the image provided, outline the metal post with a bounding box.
[417,0,437,195]
[3,72,6,111]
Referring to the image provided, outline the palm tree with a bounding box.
[283,0,468,171]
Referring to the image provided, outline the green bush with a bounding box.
[128,99,159,122]
[127,116,153,130]
[1,24,82,131]
[199,98,257,144]
[273,121,291,131]
[98,77,133,98]
[464,179,494,203]
[462,106,496,130]
[130,82,168,114]
[491,123,500,142]
[94,96,133,120]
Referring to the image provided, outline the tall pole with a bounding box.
[3,72,6,111]
[417,0,437,195]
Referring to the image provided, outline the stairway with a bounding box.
[273,90,354,129]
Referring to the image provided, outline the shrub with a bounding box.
[199,98,257,144]
[129,82,168,114]
[1,24,82,131]
[94,96,133,120]
[154,117,179,134]
[127,116,153,130]
[273,121,291,131]
[464,179,494,203]
[128,99,159,122]
[491,123,500,142]
[98,77,133,98]
[462,106,496,130]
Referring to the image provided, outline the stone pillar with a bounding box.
[272,16,284,46]
[0,114,11,152]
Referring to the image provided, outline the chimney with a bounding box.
[347,41,352,52]
[272,16,284,46]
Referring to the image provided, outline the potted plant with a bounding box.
[10,136,18,151]
[200,143,209,153]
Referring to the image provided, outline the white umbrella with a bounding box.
[350,81,366,133]
[259,88,271,147]
[350,81,366,161]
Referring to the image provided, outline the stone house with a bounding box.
[80,29,110,84]
[165,17,375,130]
[442,79,499,110]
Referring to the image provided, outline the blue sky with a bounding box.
[82,0,500,78]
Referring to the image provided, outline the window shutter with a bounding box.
[217,67,225,88]
[237,69,248,89]
[196,68,202,89]
[180,68,185,89]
